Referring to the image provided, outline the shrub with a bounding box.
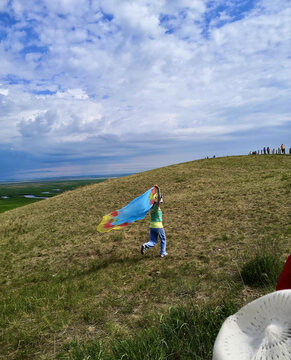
[240,254,284,287]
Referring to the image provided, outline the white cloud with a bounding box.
[102,1,161,37]
[0,87,9,96]
[16,94,103,141]
[56,88,89,100]
[0,0,290,179]
[0,0,9,11]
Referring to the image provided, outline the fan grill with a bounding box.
[213,290,291,360]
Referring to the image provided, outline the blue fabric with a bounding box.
[97,187,156,232]
[144,228,167,255]
[114,187,155,226]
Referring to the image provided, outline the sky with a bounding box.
[0,0,290,181]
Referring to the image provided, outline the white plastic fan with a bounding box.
[213,290,291,360]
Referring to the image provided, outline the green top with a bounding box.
[150,203,163,228]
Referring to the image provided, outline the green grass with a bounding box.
[240,254,284,287]
[0,196,41,213]
[60,301,238,360]
[0,179,106,213]
[0,155,290,359]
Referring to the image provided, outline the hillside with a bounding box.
[0,155,290,359]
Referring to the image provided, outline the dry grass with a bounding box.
[0,155,290,359]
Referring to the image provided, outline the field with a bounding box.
[0,179,106,213]
[0,155,290,359]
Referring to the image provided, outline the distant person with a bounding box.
[281,144,285,154]
[267,146,270,154]
[141,185,167,258]
[263,147,266,154]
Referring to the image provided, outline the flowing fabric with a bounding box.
[97,187,157,233]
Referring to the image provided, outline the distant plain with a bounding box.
[0,179,106,213]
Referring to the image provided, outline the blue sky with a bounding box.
[0,0,290,181]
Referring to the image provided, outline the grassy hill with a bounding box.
[0,155,290,359]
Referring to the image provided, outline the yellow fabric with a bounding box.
[150,221,163,228]
[97,214,126,233]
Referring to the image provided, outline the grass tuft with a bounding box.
[240,254,284,287]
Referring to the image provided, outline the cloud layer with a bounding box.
[0,0,290,179]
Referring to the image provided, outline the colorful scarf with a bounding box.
[97,187,157,233]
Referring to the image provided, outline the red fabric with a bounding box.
[276,255,291,290]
